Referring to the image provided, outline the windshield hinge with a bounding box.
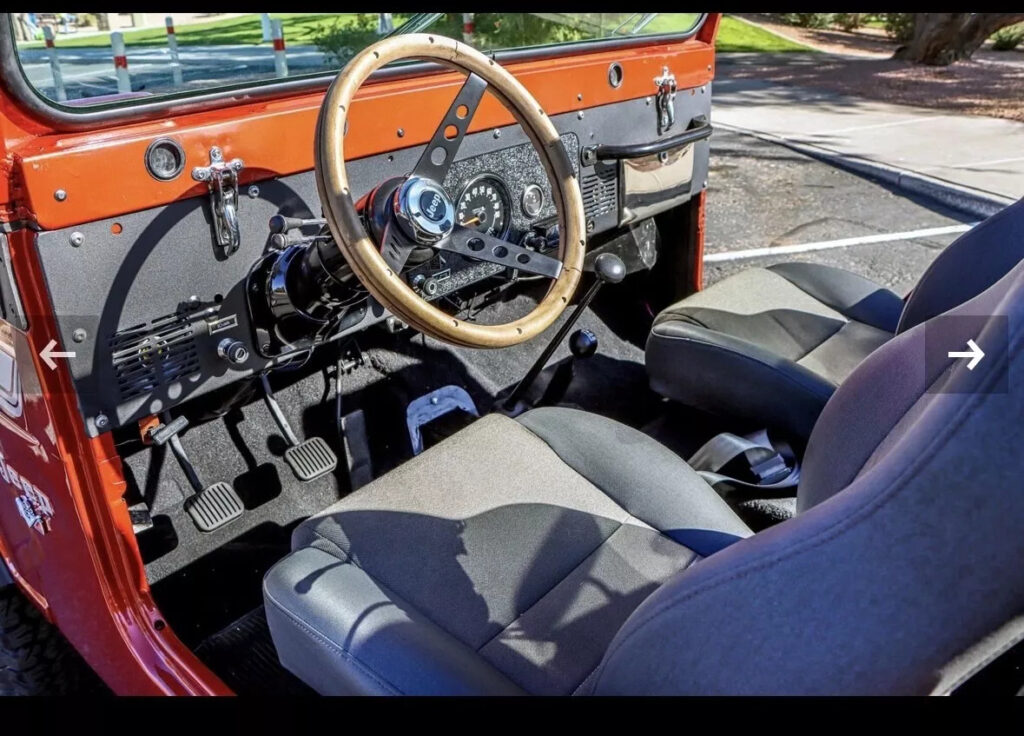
[192,146,244,257]
[654,66,677,135]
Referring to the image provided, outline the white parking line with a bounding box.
[704,223,975,263]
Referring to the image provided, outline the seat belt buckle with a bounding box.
[749,453,791,485]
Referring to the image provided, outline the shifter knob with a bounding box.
[594,253,626,284]
[569,329,598,359]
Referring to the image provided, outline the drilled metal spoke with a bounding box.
[439,226,562,279]
[412,73,488,183]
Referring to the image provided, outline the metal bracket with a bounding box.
[192,146,244,256]
[406,385,479,455]
[654,66,677,135]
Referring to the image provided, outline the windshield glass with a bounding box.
[9,12,704,109]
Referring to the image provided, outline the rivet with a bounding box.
[576,93,583,101]
[72,328,87,342]
[247,185,260,198]
[701,86,706,94]
[703,180,709,189]
[397,128,405,138]
[587,219,595,232]
[54,189,67,201]
[707,64,712,71]
[94,414,109,430]
[493,129,501,139]
[644,97,651,105]
[577,111,585,120]
[69,231,84,247]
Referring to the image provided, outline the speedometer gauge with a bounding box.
[456,176,510,238]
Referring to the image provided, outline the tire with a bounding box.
[0,586,103,695]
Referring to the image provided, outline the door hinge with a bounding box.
[192,146,244,257]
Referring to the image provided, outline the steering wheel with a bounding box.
[314,34,586,348]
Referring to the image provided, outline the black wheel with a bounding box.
[0,586,104,695]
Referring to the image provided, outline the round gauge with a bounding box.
[144,138,185,181]
[521,183,544,218]
[456,176,510,238]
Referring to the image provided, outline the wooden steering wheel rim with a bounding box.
[314,33,586,349]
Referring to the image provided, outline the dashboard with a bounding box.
[33,91,711,436]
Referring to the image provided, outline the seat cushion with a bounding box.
[263,408,750,695]
[646,262,900,438]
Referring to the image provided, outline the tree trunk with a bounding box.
[894,13,1024,65]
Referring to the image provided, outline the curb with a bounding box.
[715,122,1014,220]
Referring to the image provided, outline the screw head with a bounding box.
[586,219,595,233]
[69,231,84,247]
[72,328,87,343]
[247,185,260,198]
[210,146,223,162]
[94,414,109,430]
[54,189,67,201]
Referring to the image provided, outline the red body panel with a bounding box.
[0,14,719,694]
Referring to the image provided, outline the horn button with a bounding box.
[394,176,454,246]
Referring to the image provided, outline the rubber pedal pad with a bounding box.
[285,436,338,482]
[185,482,244,532]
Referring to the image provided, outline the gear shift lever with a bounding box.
[539,328,598,406]
[502,253,625,412]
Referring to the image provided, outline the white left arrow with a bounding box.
[40,339,75,371]
[948,338,985,371]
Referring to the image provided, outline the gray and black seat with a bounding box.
[647,198,1024,438]
[263,254,1024,695]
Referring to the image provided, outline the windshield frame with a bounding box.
[0,13,707,132]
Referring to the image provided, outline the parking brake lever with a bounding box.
[501,253,625,412]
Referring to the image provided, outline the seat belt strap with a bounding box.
[687,429,800,498]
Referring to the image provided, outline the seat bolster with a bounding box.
[516,407,751,556]
[646,320,836,439]
[768,262,903,332]
[263,546,525,696]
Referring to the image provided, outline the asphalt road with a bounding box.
[704,128,976,295]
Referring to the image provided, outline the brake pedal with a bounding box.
[284,436,338,482]
[185,482,244,533]
[149,414,243,533]
[262,374,338,482]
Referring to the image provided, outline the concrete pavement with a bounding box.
[713,56,1023,215]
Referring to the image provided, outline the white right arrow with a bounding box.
[40,339,76,371]
[948,338,985,371]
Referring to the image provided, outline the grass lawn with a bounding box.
[24,13,816,53]
[715,16,815,53]
[20,13,390,48]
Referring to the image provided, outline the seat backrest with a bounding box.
[897,197,1024,334]
[590,256,1024,695]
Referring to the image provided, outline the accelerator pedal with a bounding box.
[184,481,244,533]
[284,436,338,482]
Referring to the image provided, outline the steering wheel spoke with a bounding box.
[440,226,562,279]
[412,73,488,183]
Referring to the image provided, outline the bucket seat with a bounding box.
[263,255,1024,695]
[646,198,1024,438]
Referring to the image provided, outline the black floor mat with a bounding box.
[195,606,314,696]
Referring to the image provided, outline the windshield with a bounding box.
[9,12,704,109]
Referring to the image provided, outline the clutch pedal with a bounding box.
[149,414,244,533]
[184,481,244,533]
[262,374,338,482]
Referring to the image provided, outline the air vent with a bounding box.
[582,166,618,220]
[109,311,201,402]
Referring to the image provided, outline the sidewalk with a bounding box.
[713,54,1023,215]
